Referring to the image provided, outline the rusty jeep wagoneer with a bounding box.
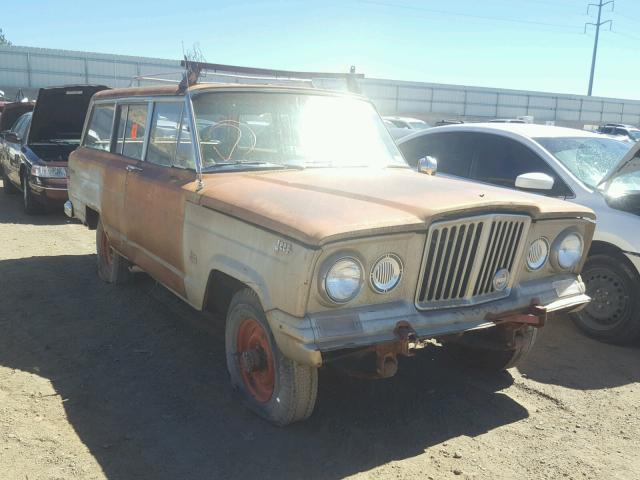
[67,83,595,425]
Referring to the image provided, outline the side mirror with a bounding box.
[5,132,20,143]
[515,172,554,191]
[418,156,437,176]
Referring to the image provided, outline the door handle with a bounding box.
[126,165,143,173]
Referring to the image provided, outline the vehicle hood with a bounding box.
[28,85,109,144]
[597,141,640,187]
[196,168,595,246]
[0,102,34,131]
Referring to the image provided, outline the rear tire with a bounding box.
[446,326,538,371]
[96,220,132,284]
[572,254,640,344]
[2,167,17,194]
[225,288,318,426]
[22,173,43,214]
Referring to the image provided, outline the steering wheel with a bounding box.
[201,120,257,162]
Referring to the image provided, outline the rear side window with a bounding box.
[83,104,115,151]
[398,132,474,177]
[115,103,148,160]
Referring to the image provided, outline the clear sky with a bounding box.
[7,0,640,99]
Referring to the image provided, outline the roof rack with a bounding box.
[179,60,364,94]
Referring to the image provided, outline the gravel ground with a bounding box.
[0,180,638,480]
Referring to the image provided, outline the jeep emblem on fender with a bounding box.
[493,268,510,291]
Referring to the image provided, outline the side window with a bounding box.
[398,132,474,178]
[147,102,183,167]
[83,104,115,151]
[175,110,196,169]
[10,115,27,134]
[471,135,572,197]
[115,103,148,160]
[11,114,31,142]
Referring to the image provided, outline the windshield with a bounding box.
[192,92,406,170]
[535,136,631,188]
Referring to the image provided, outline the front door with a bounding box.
[5,114,31,186]
[122,100,197,297]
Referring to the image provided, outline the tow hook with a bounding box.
[374,322,427,379]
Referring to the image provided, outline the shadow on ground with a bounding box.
[517,316,640,390]
[0,254,531,480]
[0,179,73,226]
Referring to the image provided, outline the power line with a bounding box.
[357,0,583,31]
[585,0,614,96]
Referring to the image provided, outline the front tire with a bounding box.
[225,288,318,426]
[572,254,640,343]
[22,173,43,214]
[2,167,18,194]
[446,326,538,371]
[96,220,132,284]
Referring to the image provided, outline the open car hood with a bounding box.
[597,141,640,188]
[0,101,35,131]
[27,85,109,144]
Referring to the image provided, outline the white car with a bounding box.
[398,123,640,343]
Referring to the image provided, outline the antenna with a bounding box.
[179,43,206,93]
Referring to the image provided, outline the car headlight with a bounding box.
[31,165,68,178]
[527,238,549,270]
[323,256,363,303]
[554,232,583,270]
[370,254,403,293]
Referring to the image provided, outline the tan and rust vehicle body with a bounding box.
[68,84,594,424]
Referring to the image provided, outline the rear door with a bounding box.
[123,99,197,297]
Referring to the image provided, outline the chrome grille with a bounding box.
[416,214,531,310]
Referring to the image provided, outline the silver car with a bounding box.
[398,123,640,344]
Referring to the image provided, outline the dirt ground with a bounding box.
[0,181,638,480]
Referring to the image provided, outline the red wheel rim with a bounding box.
[236,318,275,403]
[100,229,114,268]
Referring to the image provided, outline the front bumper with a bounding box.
[267,274,589,367]
[29,177,68,206]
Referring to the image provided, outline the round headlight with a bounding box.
[324,257,363,303]
[527,238,549,270]
[370,254,403,293]
[556,233,583,270]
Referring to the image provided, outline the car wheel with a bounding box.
[2,167,18,194]
[572,254,640,343]
[96,220,132,284]
[225,288,318,426]
[446,326,538,371]
[22,173,43,214]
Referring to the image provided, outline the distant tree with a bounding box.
[0,29,11,46]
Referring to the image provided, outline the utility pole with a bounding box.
[585,0,614,96]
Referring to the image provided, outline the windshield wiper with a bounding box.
[201,161,304,172]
